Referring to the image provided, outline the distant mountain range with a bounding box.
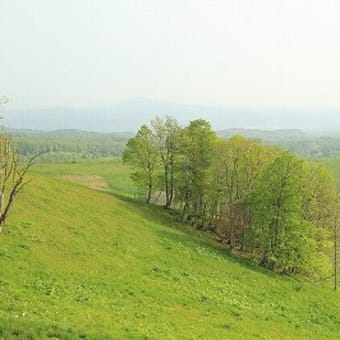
[3,98,340,134]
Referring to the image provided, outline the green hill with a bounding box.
[0,160,339,339]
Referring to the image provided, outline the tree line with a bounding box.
[123,116,338,277]
[12,132,129,162]
[270,138,340,159]
[9,128,340,163]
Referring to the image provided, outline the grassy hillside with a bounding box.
[0,160,339,339]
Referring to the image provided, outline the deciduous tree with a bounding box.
[151,116,180,208]
[123,125,160,203]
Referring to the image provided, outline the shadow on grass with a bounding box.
[109,191,286,281]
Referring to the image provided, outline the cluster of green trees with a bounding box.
[9,128,340,163]
[11,131,130,162]
[218,129,340,159]
[123,117,338,276]
[278,138,340,159]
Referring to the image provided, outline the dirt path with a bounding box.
[62,175,110,192]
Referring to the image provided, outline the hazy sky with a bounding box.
[1,0,339,110]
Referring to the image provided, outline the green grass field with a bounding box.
[0,160,340,339]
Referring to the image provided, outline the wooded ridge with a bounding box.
[123,116,338,277]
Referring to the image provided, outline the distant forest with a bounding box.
[9,130,132,162]
[218,129,340,159]
[7,127,340,161]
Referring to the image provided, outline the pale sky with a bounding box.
[1,0,339,110]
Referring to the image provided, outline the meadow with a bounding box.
[0,159,339,339]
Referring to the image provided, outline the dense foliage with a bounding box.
[218,129,340,158]
[272,138,340,158]
[124,117,337,276]
[10,130,130,162]
[7,127,340,163]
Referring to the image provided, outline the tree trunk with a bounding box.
[169,157,175,208]
[164,166,170,208]
[146,177,152,204]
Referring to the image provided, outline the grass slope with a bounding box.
[0,160,339,339]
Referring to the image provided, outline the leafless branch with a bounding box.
[0,135,46,232]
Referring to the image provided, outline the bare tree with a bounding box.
[0,96,44,232]
[0,132,44,232]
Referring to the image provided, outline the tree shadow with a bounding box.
[109,191,175,225]
[108,191,291,281]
